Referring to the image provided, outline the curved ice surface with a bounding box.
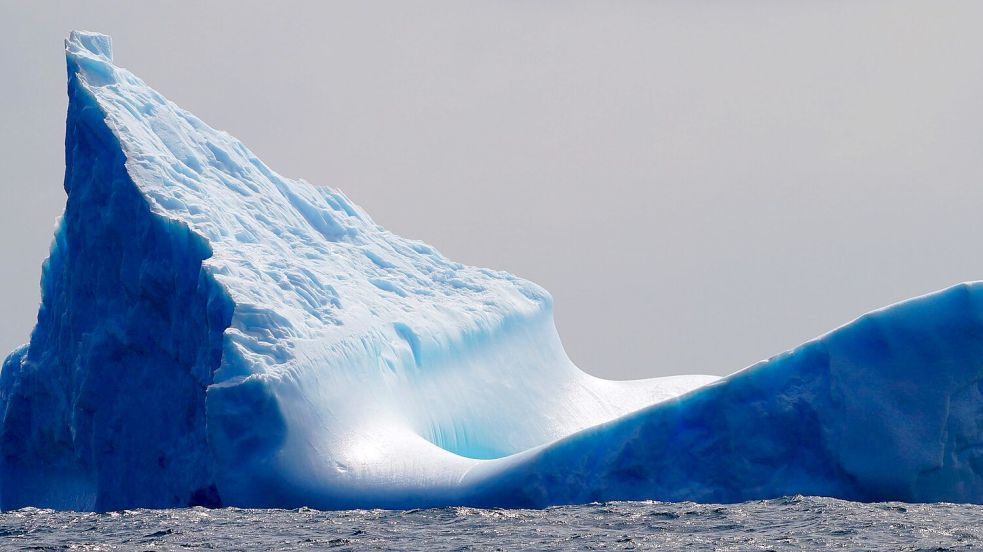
[2,32,983,510]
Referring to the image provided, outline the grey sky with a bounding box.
[2,1,983,379]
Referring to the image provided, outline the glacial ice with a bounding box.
[2,31,983,511]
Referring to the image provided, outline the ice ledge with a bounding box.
[65,31,113,63]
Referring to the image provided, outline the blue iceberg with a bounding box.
[2,31,983,511]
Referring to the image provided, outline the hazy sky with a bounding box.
[2,1,983,379]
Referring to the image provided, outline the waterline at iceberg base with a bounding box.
[3,31,983,511]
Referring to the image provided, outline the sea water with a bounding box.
[2,497,980,550]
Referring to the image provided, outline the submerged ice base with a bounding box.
[2,31,983,511]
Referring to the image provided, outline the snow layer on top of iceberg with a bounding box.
[3,31,983,511]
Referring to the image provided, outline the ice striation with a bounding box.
[2,32,983,511]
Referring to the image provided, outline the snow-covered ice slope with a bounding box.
[2,32,983,510]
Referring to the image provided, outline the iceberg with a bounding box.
[2,31,983,511]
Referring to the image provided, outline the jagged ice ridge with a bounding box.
[2,32,983,511]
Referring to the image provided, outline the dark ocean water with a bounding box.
[2,496,981,551]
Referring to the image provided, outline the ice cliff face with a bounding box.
[2,32,983,511]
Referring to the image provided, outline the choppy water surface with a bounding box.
[2,497,981,551]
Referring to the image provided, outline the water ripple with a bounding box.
[1,497,981,550]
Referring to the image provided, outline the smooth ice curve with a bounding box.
[2,31,983,511]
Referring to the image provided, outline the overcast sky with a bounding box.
[2,1,983,379]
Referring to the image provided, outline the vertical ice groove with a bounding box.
[0,42,236,510]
